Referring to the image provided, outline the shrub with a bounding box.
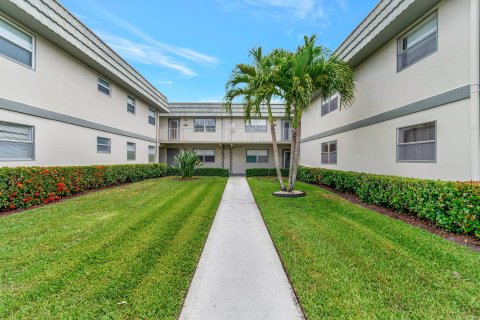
[246,168,289,177]
[166,167,229,177]
[172,151,202,179]
[0,164,167,211]
[296,166,480,239]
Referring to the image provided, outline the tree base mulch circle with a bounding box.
[272,190,306,198]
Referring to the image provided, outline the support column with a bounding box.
[470,0,480,180]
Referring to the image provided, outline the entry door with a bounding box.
[167,148,180,166]
[282,150,291,169]
[168,118,180,140]
[282,121,291,141]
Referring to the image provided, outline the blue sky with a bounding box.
[59,0,377,102]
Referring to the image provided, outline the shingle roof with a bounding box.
[163,102,288,118]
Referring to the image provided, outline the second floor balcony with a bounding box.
[159,127,292,144]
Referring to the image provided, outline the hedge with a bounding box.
[0,164,167,211]
[296,166,480,239]
[246,168,289,177]
[166,167,230,177]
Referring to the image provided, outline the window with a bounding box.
[246,149,268,163]
[148,109,156,125]
[148,145,156,163]
[245,119,267,133]
[127,142,136,161]
[194,149,215,163]
[0,16,34,68]
[127,96,136,114]
[0,122,34,160]
[194,119,216,132]
[97,137,111,153]
[397,122,436,162]
[321,141,337,164]
[398,13,438,71]
[321,96,339,116]
[98,76,111,95]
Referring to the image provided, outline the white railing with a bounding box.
[159,128,291,143]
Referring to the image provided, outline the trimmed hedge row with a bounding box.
[246,168,289,177]
[0,164,167,211]
[296,166,480,239]
[166,167,230,177]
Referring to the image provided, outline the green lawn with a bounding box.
[248,177,480,320]
[0,177,227,320]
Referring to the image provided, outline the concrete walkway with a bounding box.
[179,176,304,320]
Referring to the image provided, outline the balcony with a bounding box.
[159,128,291,144]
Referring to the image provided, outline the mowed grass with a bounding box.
[248,177,480,320]
[0,177,227,320]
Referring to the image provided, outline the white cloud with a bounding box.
[100,33,196,77]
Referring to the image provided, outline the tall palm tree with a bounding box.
[277,35,355,191]
[225,47,287,191]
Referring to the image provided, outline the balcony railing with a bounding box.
[160,128,291,143]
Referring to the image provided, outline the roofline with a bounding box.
[0,0,169,112]
[335,0,441,68]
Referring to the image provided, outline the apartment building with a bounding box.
[300,0,480,181]
[0,0,168,166]
[159,103,291,174]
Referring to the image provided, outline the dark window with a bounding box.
[127,96,136,114]
[246,149,268,163]
[321,141,337,164]
[0,122,34,160]
[194,119,216,132]
[98,77,111,95]
[0,17,34,67]
[397,122,436,162]
[321,97,338,116]
[194,149,215,162]
[148,109,156,125]
[148,145,156,163]
[127,142,136,160]
[398,14,438,71]
[97,137,111,153]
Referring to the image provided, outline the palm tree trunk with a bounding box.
[287,127,296,192]
[267,103,285,191]
[290,115,302,190]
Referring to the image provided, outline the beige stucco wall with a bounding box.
[0,109,156,167]
[0,15,158,139]
[300,0,474,181]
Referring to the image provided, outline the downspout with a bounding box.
[470,0,480,180]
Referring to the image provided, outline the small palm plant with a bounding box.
[173,151,202,179]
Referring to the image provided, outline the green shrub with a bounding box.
[166,167,229,177]
[0,164,167,211]
[246,168,289,177]
[172,151,202,179]
[296,166,480,239]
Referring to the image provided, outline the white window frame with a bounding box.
[127,142,136,161]
[245,119,267,133]
[194,118,216,132]
[0,15,35,69]
[194,148,215,163]
[397,12,438,72]
[148,145,156,163]
[96,137,111,154]
[127,95,136,114]
[0,121,35,161]
[97,76,111,96]
[396,121,437,163]
[246,149,268,163]
[321,140,337,165]
[148,108,156,125]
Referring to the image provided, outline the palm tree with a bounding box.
[276,35,355,191]
[225,47,287,191]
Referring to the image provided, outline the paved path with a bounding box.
[179,176,304,320]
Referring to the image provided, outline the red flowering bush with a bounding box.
[0,164,167,211]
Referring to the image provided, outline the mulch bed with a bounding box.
[316,184,480,252]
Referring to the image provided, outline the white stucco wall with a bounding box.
[300,0,475,181]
